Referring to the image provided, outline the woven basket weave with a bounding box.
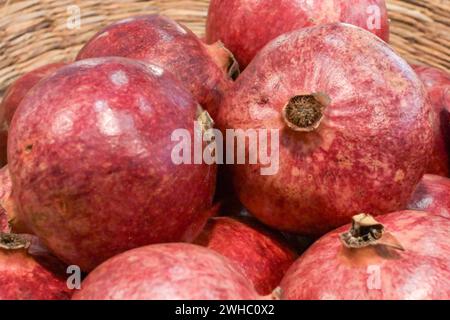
[0,0,449,98]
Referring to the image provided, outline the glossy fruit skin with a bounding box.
[408,174,450,218]
[413,65,450,176]
[72,243,260,300]
[217,24,433,236]
[77,15,233,119]
[195,217,296,295]
[8,57,217,271]
[0,237,71,300]
[206,0,389,68]
[280,211,450,300]
[0,63,66,166]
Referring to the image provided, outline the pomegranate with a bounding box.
[0,233,71,300]
[217,23,433,236]
[413,65,450,176]
[8,57,217,271]
[195,216,297,295]
[0,166,12,232]
[408,174,450,218]
[0,62,66,166]
[72,243,259,300]
[206,0,389,68]
[76,15,237,119]
[0,209,7,233]
[280,211,450,299]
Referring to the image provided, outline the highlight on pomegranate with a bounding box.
[0,0,448,313]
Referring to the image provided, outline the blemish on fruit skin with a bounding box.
[394,170,405,182]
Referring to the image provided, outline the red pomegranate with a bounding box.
[8,57,217,271]
[0,209,7,233]
[206,0,389,68]
[217,23,433,236]
[195,216,297,295]
[0,166,12,232]
[408,174,450,219]
[0,62,66,166]
[77,15,236,119]
[0,233,71,300]
[413,65,450,176]
[0,166,25,234]
[72,243,260,300]
[280,211,450,300]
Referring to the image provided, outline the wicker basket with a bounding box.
[0,0,449,98]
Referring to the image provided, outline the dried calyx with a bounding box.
[0,232,30,250]
[205,41,240,80]
[340,213,404,251]
[282,93,330,132]
[196,106,215,133]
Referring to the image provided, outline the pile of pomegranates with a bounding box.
[0,1,449,301]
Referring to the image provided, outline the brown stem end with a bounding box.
[282,93,330,132]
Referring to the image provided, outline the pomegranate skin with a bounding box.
[0,209,7,233]
[73,243,259,300]
[0,165,27,234]
[217,24,433,236]
[0,166,12,232]
[280,211,450,300]
[195,217,297,295]
[76,15,234,119]
[206,0,389,68]
[8,57,217,271]
[408,174,450,218]
[0,236,71,300]
[0,63,66,166]
[413,65,450,176]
